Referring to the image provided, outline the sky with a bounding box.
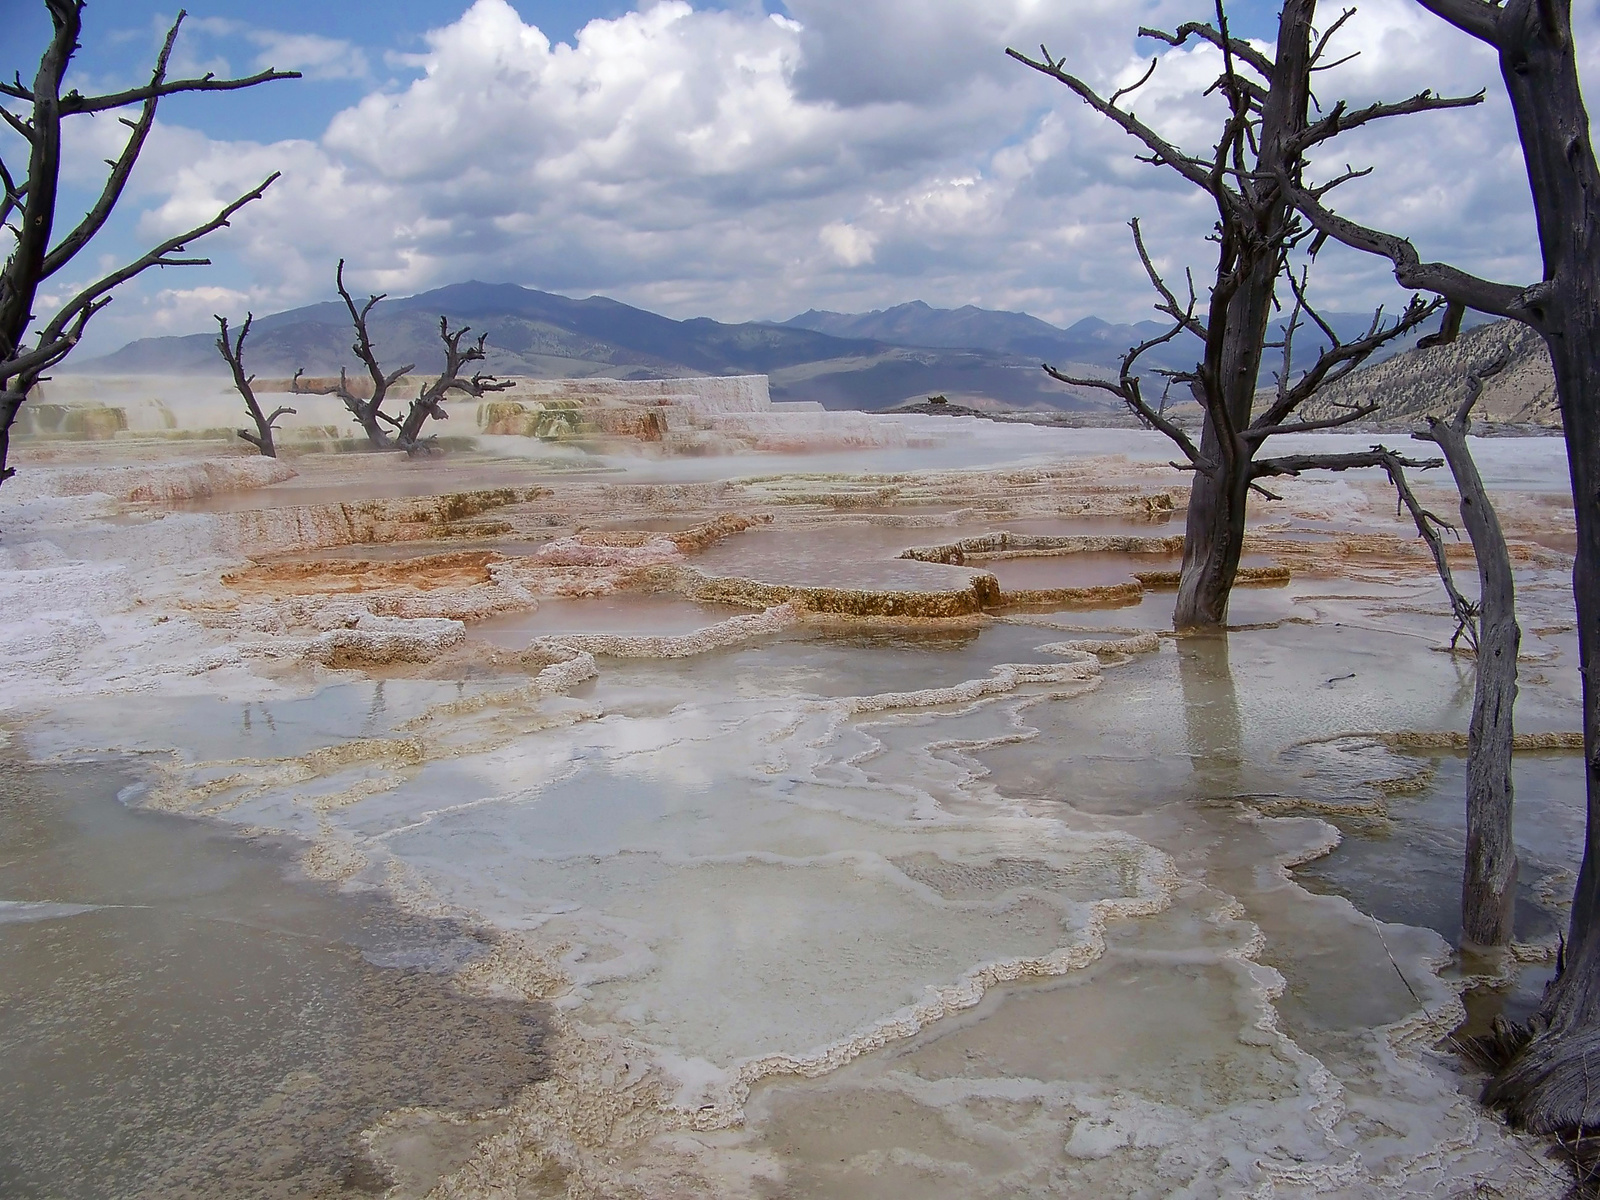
[2,0,1592,353]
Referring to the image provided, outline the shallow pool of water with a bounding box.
[0,759,549,1200]
[470,595,756,645]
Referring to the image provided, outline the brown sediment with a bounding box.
[214,487,552,555]
[993,581,1147,609]
[223,550,499,596]
[1375,730,1586,752]
[1135,565,1292,589]
[635,562,1002,618]
[901,532,1186,564]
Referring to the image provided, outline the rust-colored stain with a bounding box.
[223,550,500,596]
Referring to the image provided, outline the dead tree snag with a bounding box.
[394,318,513,454]
[1009,0,1471,629]
[1370,360,1519,947]
[1280,0,1600,1133]
[1423,360,1521,949]
[0,2,296,490]
[216,314,294,458]
[291,260,413,448]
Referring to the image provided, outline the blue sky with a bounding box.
[0,0,1559,352]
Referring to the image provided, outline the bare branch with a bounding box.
[1418,299,1466,349]
[0,106,33,143]
[1295,88,1485,152]
[1006,47,1224,197]
[39,8,186,278]
[1138,21,1275,77]
[9,173,280,388]
[1309,7,1358,66]
[1251,278,1440,435]
[0,157,22,231]
[1413,0,1505,44]
[1253,445,1442,480]
[1044,360,1201,463]
[1283,176,1539,322]
[1266,404,1383,436]
[0,16,300,116]
[1375,445,1480,650]
[1443,352,1511,432]
[1132,217,1208,340]
[1111,58,1160,107]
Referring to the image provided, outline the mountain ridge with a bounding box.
[79,282,1464,414]
[78,282,1124,412]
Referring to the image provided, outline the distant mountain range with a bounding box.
[780,300,1198,370]
[82,282,1116,411]
[78,283,1457,412]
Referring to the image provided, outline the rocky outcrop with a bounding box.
[1301,318,1558,427]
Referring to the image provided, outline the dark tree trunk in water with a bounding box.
[1416,391,1520,948]
[1175,422,1253,629]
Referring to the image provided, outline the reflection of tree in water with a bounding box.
[1177,632,1244,796]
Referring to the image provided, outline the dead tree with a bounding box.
[1009,0,1475,629]
[216,314,293,458]
[393,318,512,453]
[291,260,413,448]
[1422,360,1521,949]
[1280,0,1600,1136]
[1374,359,1520,947]
[0,2,296,490]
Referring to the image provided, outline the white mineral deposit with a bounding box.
[0,376,1581,1197]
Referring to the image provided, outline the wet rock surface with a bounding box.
[0,760,549,1199]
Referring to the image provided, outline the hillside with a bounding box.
[782,300,1447,379]
[781,301,1200,372]
[77,283,1116,413]
[1302,318,1558,427]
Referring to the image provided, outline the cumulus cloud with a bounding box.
[61,0,1584,351]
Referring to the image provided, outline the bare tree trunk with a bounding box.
[0,390,21,486]
[1414,370,1520,948]
[1486,301,1600,1125]
[1463,0,1600,1130]
[217,313,292,458]
[1305,0,1600,1133]
[1175,425,1252,628]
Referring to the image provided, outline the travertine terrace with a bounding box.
[0,379,1585,1197]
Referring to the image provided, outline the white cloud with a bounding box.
[188,17,370,80]
[58,0,1586,351]
[245,31,370,81]
[819,222,877,266]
